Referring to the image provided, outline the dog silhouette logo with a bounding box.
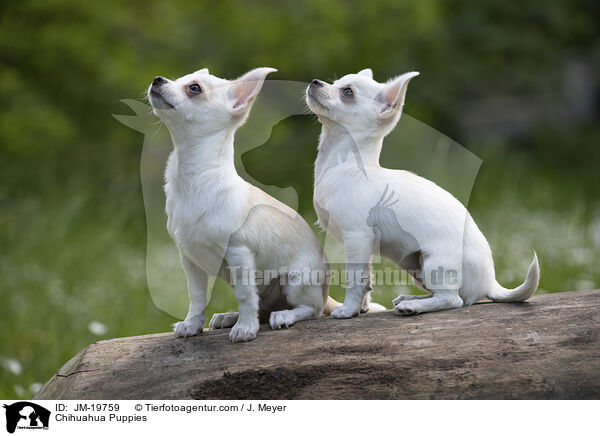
[2,402,50,433]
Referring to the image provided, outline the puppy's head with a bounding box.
[148,67,277,135]
[306,68,419,137]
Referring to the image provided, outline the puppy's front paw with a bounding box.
[331,304,360,319]
[173,314,205,337]
[394,300,419,316]
[229,319,259,342]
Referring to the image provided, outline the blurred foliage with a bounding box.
[0,0,599,399]
[1,0,599,172]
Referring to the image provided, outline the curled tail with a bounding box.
[323,296,342,315]
[487,252,540,303]
[365,301,387,312]
[323,295,387,315]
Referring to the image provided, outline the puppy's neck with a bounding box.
[315,123,383,178]
[169,128,237,176]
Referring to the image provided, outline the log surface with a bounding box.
[35,290,600,400]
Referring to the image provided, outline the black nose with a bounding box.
[311,79,324,87]
[152,76,167,87]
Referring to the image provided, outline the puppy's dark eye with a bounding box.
[342,87,353,97]
[189,83,202,93]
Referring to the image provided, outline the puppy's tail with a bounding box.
[323,296,342,315]
[322,295,387,315]
[365,301,387,312]
[487,251,540,303]
[361,291,387,312]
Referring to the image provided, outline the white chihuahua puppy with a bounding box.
[306,68,540,318]
[148,67,335,342]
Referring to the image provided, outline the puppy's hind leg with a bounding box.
[270,282,321,329]
[209,312,239,329]
[393,254,431,306]
[394,290,462,315]
[392,293,431,306]
[269,305,316,329]
[394,256,463,315]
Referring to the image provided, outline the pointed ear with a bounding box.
[376,71,419,118]
[357,68,373,78]
[228,67,277,113]
[195,68,209,74]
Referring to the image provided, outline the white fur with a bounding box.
[306,69,540,317]
[148,67,329,342]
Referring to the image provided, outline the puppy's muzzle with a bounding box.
[307,80,328,109]
[152,76,167,87]
[149,76,175,110]
[308,80,324,98]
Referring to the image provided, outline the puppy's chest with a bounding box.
[165,186,242,248]
[315,169,357,215]
[314,185,351,239]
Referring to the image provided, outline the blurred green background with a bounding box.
[1,0,599,399]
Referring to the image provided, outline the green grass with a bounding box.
[0,149,598,399]
[0,178,176,399]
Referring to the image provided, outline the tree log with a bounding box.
[35,290,599,400]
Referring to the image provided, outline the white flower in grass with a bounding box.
[30,382,43,395]
[88,321,108,336]
[576,280,595,291]
[1,358,22,375]
[14,384,25,397]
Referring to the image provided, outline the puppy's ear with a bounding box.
[195,68,209,74]
[357,68,373,78]
[376,71,419,118]
[229,67,277,113]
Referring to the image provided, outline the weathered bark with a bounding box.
[35,290,599,400]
